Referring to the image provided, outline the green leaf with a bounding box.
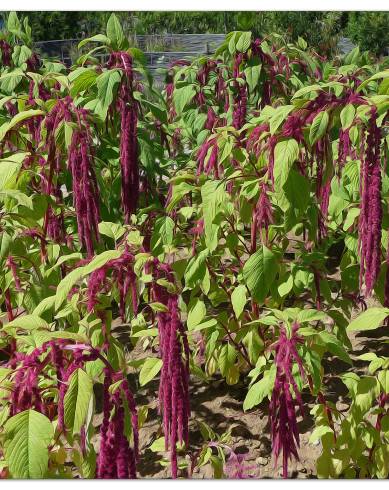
[78,34,110,49]
[64,369,93,434]
[309,110,329,145]
[173,85,196,114]
[374,444,389,479]
[292,84,322,100]
[244,64,261,94]
[231,284,247,318]
[0,163,21,191]
[139,358,163,386]
[340,104,355,130]
[98,221,126,241]
[150,216,175,255]
[106,13,126,51]
[0,69,23,93]
[297,309,326,323]
[377,370,389,394]
[32,295,56,317]
[236,32,252,52]
[201,180,228,252]
[273,139,299,191]
[7,11,21,34]
[243,365,276,411]
[55,266,86,311]
[357,69,389,92]
[70,68,98,97]
[243,245,278,304]
[12,45,32,67]
[309,424,333,444]
[95,69,121,119]
[187,300,206,330]
[318,331,352,365]
[269,105,294,135]
[282,169,310,213]
[4,410,54,478]
[149,436,166,452]
[83,250,123,276]
[0,189,33,208]
[278,275,293,297]
[190,318,218,331]
[3,314,49,332]
[0,110,45,142]
[347,307,389,332]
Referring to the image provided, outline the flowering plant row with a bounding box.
[0,12,388,479]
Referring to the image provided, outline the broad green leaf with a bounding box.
[244,64,261,94]
[340,104,355,130]
[0,158,23,190]
[353,376,380,415]
[347,307,389,332]
[201,180,228,252]
[282,169,310,213]
[78,34,110,49]
[106,13,126,51]
[243,365,276,411]
[185,249,209,289]
[273,138,299,191]
[374,444,389,479]
[218,343,237,377]
[0,189,33,208]
[269,105,294,135]
[150,216,175,255]
[3,314,49,332]
[7,11,22,34]
[191,318,218,331]
[12,45,32,67]
[377,370,389,394]
[297,309,326,323]
[173,85,196,114]
[149,436,165,452]
[70,67,98,97]
[139,358,163,386]
[357,69,389,92]
[236,32,252,52]
[243,245,278,304]
[64,369,93,434]
[166,181,195,212]
[309,110,329,145]
[0,69,23,93]
[98,221,126,241]
[309,424,334,443]
[83,249,123,276]
[4,410,54,478]
[95,69,121,119]
[231,284,247,318]
[318,331,352,365]
[0,110,45,142]
[55,266,85,311]
[187,300,206,330]
[292,84,321,100]
[278,275,293,297]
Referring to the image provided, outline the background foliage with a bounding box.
[0,11,387,56]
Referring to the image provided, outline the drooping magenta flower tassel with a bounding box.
[358,107,382,296]
[96,370,138,479]
[107,52,139,222]
[269,322,305,478]
[152,265,190,478]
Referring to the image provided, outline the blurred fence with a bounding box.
[34,34,358,78]
[33,34,226,74]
